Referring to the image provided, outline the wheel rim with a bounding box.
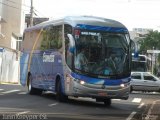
[28,77,32,92]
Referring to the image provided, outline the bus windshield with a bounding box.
[74,31,130,78]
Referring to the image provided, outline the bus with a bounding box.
[132,54,151,72]
[20,16,131,106]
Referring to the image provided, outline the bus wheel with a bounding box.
[56,80,68,102]
[104,98,111,106]
[130,86,133,93]
[28,75,42,95]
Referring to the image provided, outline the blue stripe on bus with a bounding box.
[71,72,128,86]
[20,52,30,86]
[75,24,128,33]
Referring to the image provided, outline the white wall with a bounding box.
[0,48,20,83]
[11,36,17,50]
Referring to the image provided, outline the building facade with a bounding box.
[129,28,152,51]
[0,0,25,50]
[0,0,2,38]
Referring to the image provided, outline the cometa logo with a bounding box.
[43,52,55,62]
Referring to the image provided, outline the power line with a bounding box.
[1,0,48,19]
[33,8,46,17]
[5,0,31,8]
[0,1,29,12]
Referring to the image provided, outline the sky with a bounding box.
[25,0,160,31]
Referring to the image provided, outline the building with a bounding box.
[0,0,27,83]
[129,28,152,51]
[0,0,3,38]
[0,0,49,51]
[0,0,25,50]
[130,28,152,40]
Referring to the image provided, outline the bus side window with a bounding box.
[64,24,72,68]
[40,25,63,50]
[40,28,48,50]
[51,25,63,49]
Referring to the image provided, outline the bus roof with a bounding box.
[25,16,128,32]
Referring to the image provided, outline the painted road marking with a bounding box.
[113,99,121,101]
[1,90,20,94]
[138,103,145,109]
[126,112,136,120]
[0,89,4,91]
[132,98,142,103]
[48,103,58,107]
[144,100,160,120]
[17,111,30,115]
[18,92,28,95]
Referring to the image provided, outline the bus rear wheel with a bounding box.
[104,98,111,106]
[28,75,42,95]
[56,80,68,102]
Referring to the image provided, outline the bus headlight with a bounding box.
[74,79,86,85]
[80,80,85,85]
[120,84,125,88]
[120,83,129,88]
[66,74,86,85]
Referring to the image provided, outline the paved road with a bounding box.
[0,84,159,120]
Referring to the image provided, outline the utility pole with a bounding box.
[30,0,34,27]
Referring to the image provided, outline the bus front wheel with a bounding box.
[56,80,68,102]
[130,86,133,93]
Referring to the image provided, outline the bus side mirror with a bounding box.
[67,34,75,54]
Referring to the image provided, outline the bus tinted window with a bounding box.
[40,25,62,50]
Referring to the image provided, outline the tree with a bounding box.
[138,30,160,53]
[138,30,160,73]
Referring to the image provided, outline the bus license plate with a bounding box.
[98,92,107,96]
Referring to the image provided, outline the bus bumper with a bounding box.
[69,81,130,100]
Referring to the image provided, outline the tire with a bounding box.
[28,75,42,95]
[104,98,111,106]
[130,86,133,93]
[56,80,68,102]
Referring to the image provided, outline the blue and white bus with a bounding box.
[20,16,131,106]
[132,54,151,72]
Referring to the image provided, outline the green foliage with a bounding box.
[138,30,160,66]
[138,30,160,53]
[158,54,160,64]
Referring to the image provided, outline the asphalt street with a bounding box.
[0,84,160,120]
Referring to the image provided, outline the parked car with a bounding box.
[130,72,160,93]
